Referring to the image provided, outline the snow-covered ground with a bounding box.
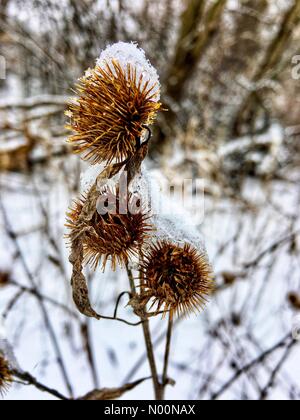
[1,151,300,400]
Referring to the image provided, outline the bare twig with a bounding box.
[211,334,293,400]
[260,339,297,400]
[161,314,174,398]
[12,370,69,400]
[126,264,162,400]
[0,197,74,398]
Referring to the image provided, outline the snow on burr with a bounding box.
[96,41,160,101]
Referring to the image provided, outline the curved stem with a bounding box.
[161,314,173,398]
[126,264,162,400]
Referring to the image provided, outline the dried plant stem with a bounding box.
[12,370,69,400]
[123,316,182,384]
[142,320,163,400]
[81,320,100,389]
[126,265,162,400]
[126,264,137,295]
[161,314,173,398]
[0,197,74,398]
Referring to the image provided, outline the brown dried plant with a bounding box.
[0,355,13,395]
[66,188,152,271]
[66,60,161,164]
[64,43,213,401]
[140,241,214,318]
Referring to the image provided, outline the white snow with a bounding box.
[96,42,161,101]
[1,156,300,400]
[80,163,105,192]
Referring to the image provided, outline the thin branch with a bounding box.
[126,264,162,400]
[260,339,297,400]
[0,197,74,398]
[211,334,293,400]
[12,370,70,401]
[113,291,132,318]
[161,314,174,398]
[123,315,183,384]
[81,321,100,389]
[7,280,78,319]
[243,230,300,269]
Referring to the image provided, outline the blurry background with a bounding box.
[0,0,300,400]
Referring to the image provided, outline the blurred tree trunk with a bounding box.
[0,0,9,88]
[0,0,9,36]
[232,0,300,136]
[165,0,205,101]
[224,0,269,76]
[207,0,269,140]
[154,0,227,153]
[166,0,227,102]
[0,0,9,15]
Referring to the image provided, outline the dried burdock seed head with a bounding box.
[0,355,13,395]
[66,42,161,165]
[66,189,152,271]
[141,241,214,318]
[65,193,87,230]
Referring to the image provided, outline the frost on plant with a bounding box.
[96,41,161,102]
